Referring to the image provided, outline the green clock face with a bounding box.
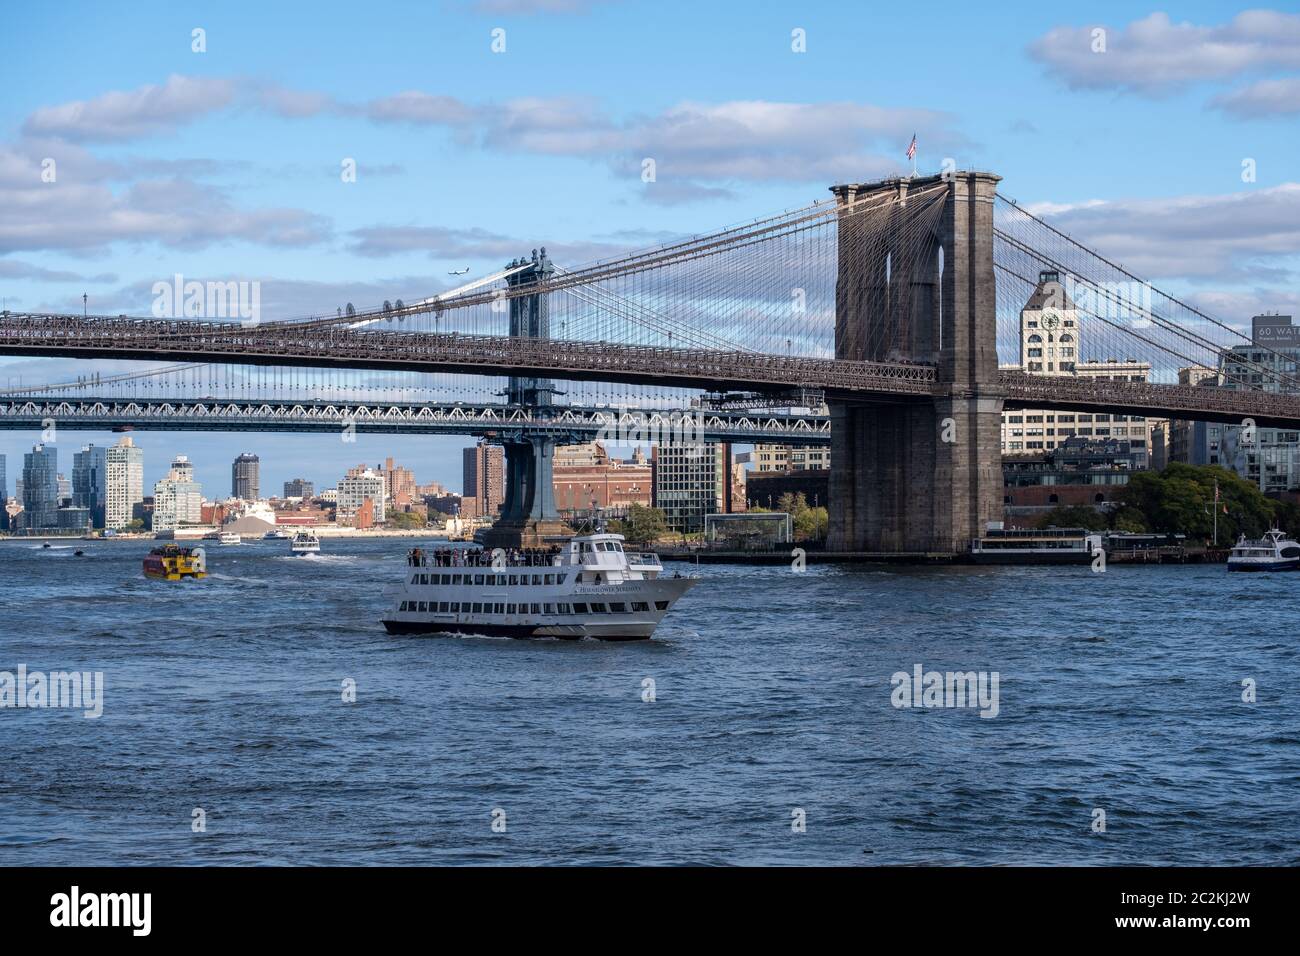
[1042,312,1060,329]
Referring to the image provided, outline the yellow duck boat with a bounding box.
[143,544,208,581]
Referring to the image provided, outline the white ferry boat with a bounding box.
[1227,528,1300,572]
[202,530,242,545]
[970,525,1104,565]
[263,529,291,540]
[382,532,697,640]
[290,529,321,556]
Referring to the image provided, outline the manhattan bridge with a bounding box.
[2,171,1297,553]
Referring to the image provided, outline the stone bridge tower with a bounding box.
[827,171,1005,555]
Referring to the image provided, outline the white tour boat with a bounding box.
[382,531,697,640]
[290,529,321,556]
[1227,528,1300,572]
[218,531,241,546]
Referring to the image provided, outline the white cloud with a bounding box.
[1028,10,1300,95]
[0,176,331,255]
[1027,183,1300,283]
[1211,76,1300,117]
[22,75,238,142]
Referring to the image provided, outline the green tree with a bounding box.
[1034,505,1106,530]
[388,510,427,530]
[610,504,669,545]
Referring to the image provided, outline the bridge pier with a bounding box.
[828,171,1005,555]
[481,248,574,549]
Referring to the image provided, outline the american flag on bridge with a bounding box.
[906,134,917,161]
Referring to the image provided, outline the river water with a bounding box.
[1,537,1296,865]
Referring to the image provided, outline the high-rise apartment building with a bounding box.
[21,444,59,530]
[462,441,505,516]
[152,455,204,531]
[232,453,260,500]
[337,469,387,524]
[104,436,144,530]
[377,457,417,510]
[283,478,314,499]
[72,444,107,528]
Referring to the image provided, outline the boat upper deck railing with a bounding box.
[407,547,564,569]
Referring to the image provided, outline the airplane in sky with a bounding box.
[448,267,470,276]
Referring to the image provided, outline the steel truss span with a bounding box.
[3,313,1300,427]
[0,395,833,444]
[0,314,937,397]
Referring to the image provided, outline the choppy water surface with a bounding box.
[1,537,1296,865]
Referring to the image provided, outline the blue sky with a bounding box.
[1,0,1298,494]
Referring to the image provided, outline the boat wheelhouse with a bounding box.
[382,532,697,640]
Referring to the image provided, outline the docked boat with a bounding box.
[143,544,207,580]
[970,525,1104,565]
[1227,528,1300,572]
[381,531,698,640]
[290,529,321,556]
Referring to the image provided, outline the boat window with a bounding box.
[632,602,649,611]
[507,604,517,614]
[494,603,504,614]
[613,543,623,552]
[417,602,428,612]
[438,602,449,612]
[410,576,418,585]
[472,603,483,613]
[591,602,607,613]
[558,603,571,614]
[611,602,627,612]
[508,574,518,585]
[544,603,555,614]
[450,602,460,613]
[544,574,555,585]
[557,574,567,585]
[441,575,451,585]
[399,601,409,612]
[532,574,542,585]
[474,575,485,585]
[453,575,463,585]
[655,601,669,610]
[572,603,588,614]
[530,603,541,615]
[420,574,429,585]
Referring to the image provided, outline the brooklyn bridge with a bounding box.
[2,171,1296,553]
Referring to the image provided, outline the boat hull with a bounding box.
[381,619,657,640]
[382,576,697,641]
[1227,559,1300,572]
